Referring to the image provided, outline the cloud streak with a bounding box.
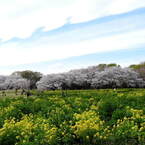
[0,0,145,40]
[0,7,145,67]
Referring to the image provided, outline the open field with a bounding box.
[0,89,144,145]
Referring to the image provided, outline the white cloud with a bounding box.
[0,28,145,66]
[107,0,145,15]
[0,0,145,40]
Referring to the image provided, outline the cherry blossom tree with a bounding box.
[37,66,145,90]
[0,75,30,90]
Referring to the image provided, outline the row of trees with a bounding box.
[0,63,144,90]
[0,71,42,90]
[36,63,145,90]
[0,75,30,90]
[129,62,145,80]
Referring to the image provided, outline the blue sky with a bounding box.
[0,0,145,75]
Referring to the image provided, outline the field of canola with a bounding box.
[0,89,144,145]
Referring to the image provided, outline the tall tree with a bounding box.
[12,70,42,89]
[129,62,145,80]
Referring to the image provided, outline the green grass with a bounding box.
[0,89,144,145]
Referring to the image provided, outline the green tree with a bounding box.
[12,70,42,89]
[107,63,120,67]
[129,62,145,80]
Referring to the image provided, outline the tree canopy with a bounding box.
[12,70,42,89]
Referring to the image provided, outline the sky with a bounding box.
[0,0,145,75]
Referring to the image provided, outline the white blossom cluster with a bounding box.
[37,67,145,90]
[0,75,30,90]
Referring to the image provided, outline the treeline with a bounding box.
[0,62,145,90]
[130,62,145,80]
[0,71,42,90]
[37,63,145,90]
